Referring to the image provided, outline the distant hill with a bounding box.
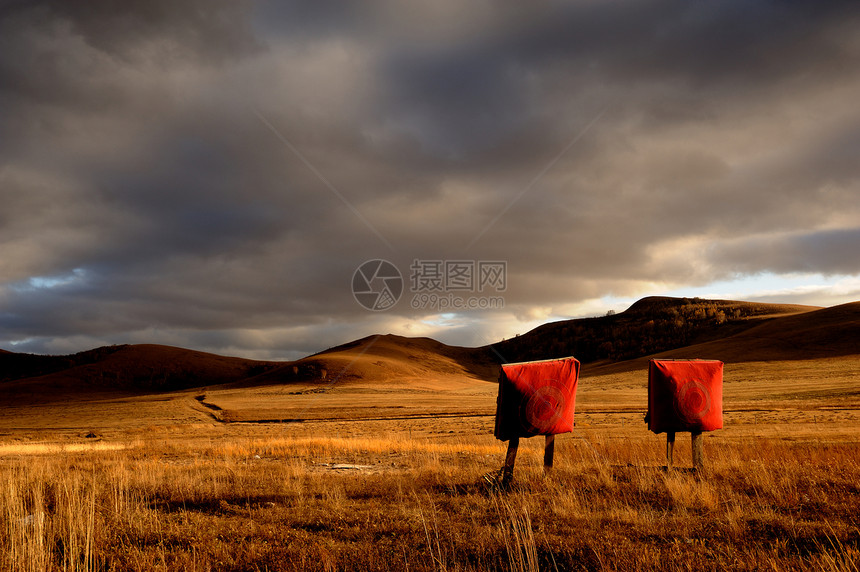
[2,297,857,401]
[584,301,860,377]
[0,344,280,396]
[0,345,131,384]
[488,297,819,364]
[654,301,860,362]
[245,334,499,387]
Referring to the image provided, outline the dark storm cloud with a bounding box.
[11,0,261,64]
[381,47,532,157]
[1,0,859,357]
[377,0,860,147]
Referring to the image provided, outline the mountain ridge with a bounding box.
[488,296,820,364]
[2,297,857,399]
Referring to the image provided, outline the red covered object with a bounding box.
[648,359,723,434]
[494,357,580,441]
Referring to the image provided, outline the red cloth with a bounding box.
[494,357,580,441]
[648,359,723,434]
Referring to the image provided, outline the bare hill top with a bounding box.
[625,296,816,317]
[245,334,499,389]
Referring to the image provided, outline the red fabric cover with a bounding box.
[494,357,580,441]
[648,359,723,434]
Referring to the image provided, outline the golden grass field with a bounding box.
[2,353,859,571]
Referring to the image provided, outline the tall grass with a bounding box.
[3,464,99,572]
[1,431,858,571]
[494,495,539,572]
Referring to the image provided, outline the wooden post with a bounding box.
[666,431,675,469]
[691,431,704,470]
[502,437,519,483]
[543,434,555,474]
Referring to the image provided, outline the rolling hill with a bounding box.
[584,301,860,377]
[0,344,280,399]
[487,296,820,365]
[240,334,499,389]
[652,301,860,361]
[1,297,857,404]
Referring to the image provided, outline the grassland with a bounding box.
[3,357,860,571]
[2,422,859,571]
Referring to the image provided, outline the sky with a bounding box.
[1,0,859,360]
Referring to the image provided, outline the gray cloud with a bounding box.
[709,229,860,276]
[1,0,859,358]
[37,0,260,64]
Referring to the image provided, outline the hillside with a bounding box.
[0,345,129,384]
[0,344,279,397]
[2,297,856,404]
[581,301,860,378]
[488,297,819,365]
[0,335,500,401]
[654,301,860,361]
[244,334,499,388]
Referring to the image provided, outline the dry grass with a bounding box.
[2,423,859,572]
[2,354,859,570]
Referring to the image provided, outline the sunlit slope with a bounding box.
[244,334,499,390]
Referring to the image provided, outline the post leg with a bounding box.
[691,431,704,471]
[544,434,555,474]
[666,432,675,470]
[502,437,519,484]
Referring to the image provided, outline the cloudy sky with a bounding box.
[1,0,859,360]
